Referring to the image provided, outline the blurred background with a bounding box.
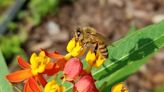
[0,0,164,92]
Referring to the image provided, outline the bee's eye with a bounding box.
[77,30,81,37]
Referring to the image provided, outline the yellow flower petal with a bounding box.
[31,69,38,75]
[30,53,37,65]
[67,38,76,52]
[38,65,45,73]
[95,55,105,68]
[111,83,128,92]
[70,42,83,57]
[64,53,72,60]
[39,51,46,57]
[86,49,96,66]
[66,37,86,58]
[30,51,50,75]
[44,80,65,92]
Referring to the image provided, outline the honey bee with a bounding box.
[74,27,108,58]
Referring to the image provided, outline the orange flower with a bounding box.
[74,75,99,92]
[42,49,67,76]
[24,77,42,92]
[42,49,64,59]
[6,51,53,92]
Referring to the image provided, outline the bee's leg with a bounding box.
[93,43,99,54]
[81,42,89,51]
[83,42,88,47]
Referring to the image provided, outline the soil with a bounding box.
[25,0,164,91]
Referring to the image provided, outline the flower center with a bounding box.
[44,80,65,92]
[30,51,50,75]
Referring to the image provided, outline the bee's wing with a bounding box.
[94,33,113,46]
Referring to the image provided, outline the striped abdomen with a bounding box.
[98,42,108,58]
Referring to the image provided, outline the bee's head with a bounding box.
[74,27,84,41]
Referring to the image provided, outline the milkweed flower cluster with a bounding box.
[6,37,128,92]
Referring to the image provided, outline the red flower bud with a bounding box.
[74,75,99,92]
[63,58,83,81]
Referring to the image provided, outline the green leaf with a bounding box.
[0,51,13,92]
[93,21,164,91]
[96,54,152,92]
[93,20,164,79]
